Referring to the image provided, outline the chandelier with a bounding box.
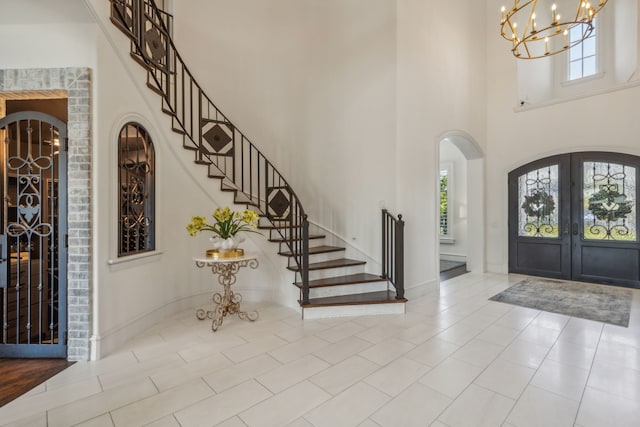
[500,1,608,59]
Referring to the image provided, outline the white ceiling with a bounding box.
[0,0,95,25]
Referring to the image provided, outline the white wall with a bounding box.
[396,0,486,290]
[172,0,397,267]
[485,0,640,273]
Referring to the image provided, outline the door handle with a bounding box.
[572,223,579,235]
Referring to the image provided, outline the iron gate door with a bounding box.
[509,152,640,288]
[0,112,68,358]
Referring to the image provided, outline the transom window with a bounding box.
[118,122,155,256]
[568,20,598,81]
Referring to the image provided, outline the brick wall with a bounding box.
[0,68,92,361]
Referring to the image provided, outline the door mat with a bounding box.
[489,278,632,327]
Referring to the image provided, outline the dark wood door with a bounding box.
[509,152,640,288]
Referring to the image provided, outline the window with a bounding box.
[440,166,452,240]
[568,20,598,81]
[118,123,155,256]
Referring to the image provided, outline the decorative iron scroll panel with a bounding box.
[118,123,155,257]
[518,164,559,238]
[0,112,68,357]
[582,161,636,241]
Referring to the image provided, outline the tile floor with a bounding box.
[2,273,640,427]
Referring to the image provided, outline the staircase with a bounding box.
[108,0,407,318]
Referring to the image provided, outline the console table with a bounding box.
[193,254,259,331]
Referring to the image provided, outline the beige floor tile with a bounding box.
[0,412,47,427]
[358,337,416,365]
[405,337,460,367]
[475,324,521,347]
[594,339,640,371]
[73,413,115,427]
[364,356,431,396]
[529,312,570,331]
[177,335,248,362]
[240,381,331,427]
[494,309,539,331]
[451,338,504,368]
[601,324,640,349]
[47,378,157,427]
[284,418,315,427]
[395,321,443,345]
[587,360,640,401]
[474,358,536,399]
[174,380,272,427]
[506,385,580,427]
[575,386,640,427]
[371,383,452,427]
[500,338,550,369]
[355,324,401,344]
[98,353,185,391]
[304,382,390,427]
[518,324,562,348]
[0,377,103,425]
[110,379,214,426]
[435,323,483,346]
[256,354,330,393]
[438,384,515,427]
[310,355,379,395]
[268,336,330,363]
[530,359,589,401]
[546,340,597,370]
[151,352,233,391]
[144,415,181,427]
[419,357,483,399]
[312,336,373,364]
[222,334,289,363]
[315,321,367,343]
[203,353,282,392]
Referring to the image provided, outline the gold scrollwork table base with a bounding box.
[194,257,259,331]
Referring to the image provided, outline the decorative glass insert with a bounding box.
[569,18,597,80]
[118,123,155,256]
[583,161,636,241]
[518,165,559,238]
[439,168,449,236]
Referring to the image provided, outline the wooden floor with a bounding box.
[0,358,73,407]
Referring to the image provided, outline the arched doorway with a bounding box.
[0,112,68,357]
[438,131,484,277]
[509,152,640,288]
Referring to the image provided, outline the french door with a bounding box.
[0,112,68,357]
[509,152,640,288]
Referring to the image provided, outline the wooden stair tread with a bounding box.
[278,245,344,257]
[294,273,386,289]
[300,290,406,307]
[287,258,365,272]
[269,234,324,243]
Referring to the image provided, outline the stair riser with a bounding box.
[306,265,366,281]
[302,302,406,319]
[287,251,345,264]
[308,281,389,299]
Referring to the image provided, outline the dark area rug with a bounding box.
[489,278,632,327]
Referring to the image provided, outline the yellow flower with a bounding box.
[242,209,260,227]
[214,207,232,222]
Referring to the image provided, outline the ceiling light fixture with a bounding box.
[500,1,608,59]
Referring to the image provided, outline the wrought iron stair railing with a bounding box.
[109,0,311,302]
[108,0,407,306]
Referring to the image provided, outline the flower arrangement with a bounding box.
[187,207,261,239]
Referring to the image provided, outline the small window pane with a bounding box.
[569,44,583,61]
[583,56,597,76]
[583,37,596,57]
[569,61,583,80]
[518,164,559,238]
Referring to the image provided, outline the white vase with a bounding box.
[210,235,245,252]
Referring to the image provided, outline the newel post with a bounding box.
[395,214,405,299]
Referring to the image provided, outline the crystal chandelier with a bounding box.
[500,1,608,59]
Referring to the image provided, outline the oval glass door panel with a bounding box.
[583,161,636,241]
[518,164,560,238]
